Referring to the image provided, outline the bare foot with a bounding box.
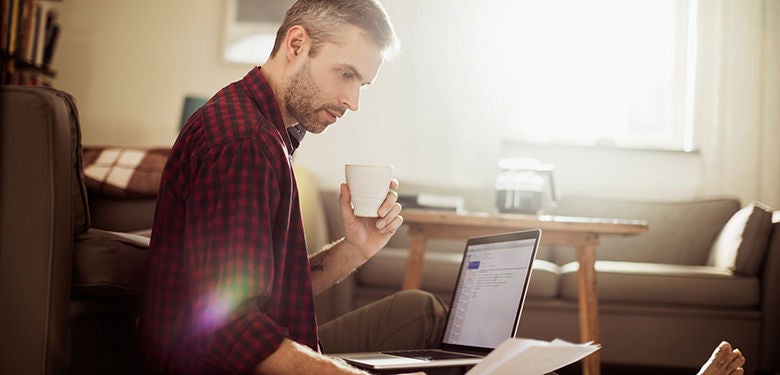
[698,341,746,375]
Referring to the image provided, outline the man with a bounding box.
[139,0,445,374]
[138,0,752,373]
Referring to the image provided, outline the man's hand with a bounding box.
[255,339,368,374]
[339,178,403,260]
[254,339,426,375]
[309,179,403,293]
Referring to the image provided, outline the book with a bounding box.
[466,338,601,375]
[41,6,57,67]
[31,2,41,63]
[7,0,20,54]
[32,1,52,66]
[1,0,10,51]
[18,0,35,61]
[398,193,465,212]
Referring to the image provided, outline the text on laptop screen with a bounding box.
[441,238,536,348]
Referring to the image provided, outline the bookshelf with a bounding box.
[1,0,62,85]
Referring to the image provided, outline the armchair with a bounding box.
[0,86,149,374]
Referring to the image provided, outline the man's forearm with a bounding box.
[254,339,368,375]
[309,238,369,294]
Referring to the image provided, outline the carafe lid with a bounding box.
[498,157,554,172]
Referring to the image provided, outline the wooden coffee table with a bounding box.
[399,209,648,375]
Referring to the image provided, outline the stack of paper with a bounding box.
[466,338,600,375]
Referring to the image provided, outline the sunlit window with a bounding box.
[494,0,698,150]
[413,0,698,151]
[224,0,698,151]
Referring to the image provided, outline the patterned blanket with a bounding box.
[82,147,170,198]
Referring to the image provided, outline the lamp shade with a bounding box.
[179,96,208,131]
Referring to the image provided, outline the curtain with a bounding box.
[696,0,780,207]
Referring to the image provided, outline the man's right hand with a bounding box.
[254,338,427,375]
[254,339,368,374]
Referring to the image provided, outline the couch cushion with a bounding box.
[559,261,760,307]
[72,229,150,298]
[88,195,158,232]
[549,196,740,265]
[707,202,773,276]
[527,260,560,298]
[358,247,559,299]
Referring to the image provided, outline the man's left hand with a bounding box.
[338,178,403,260]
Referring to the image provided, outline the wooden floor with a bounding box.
[557,363,779,375]
[376,363,697,375]
[384,361,779,375]
[556,363,696,375]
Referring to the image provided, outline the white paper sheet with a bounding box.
[466,338,601,375]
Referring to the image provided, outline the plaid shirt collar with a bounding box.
[241,67,306,154]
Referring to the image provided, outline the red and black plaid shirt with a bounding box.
[139,67,317,374]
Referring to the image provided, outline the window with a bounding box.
[484,0,698,151]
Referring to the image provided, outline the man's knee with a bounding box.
[376,290,448,349]
[390,289,448,321]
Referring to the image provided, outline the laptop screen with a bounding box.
[441,231,539,349]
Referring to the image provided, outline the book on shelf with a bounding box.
[17,0,34,61]
[32,1,45,65]
[7,0,20,55]
[42,17,59,67]
[1,0,12,51]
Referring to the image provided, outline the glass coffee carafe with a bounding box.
[495,157,557,214]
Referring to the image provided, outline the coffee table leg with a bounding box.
[577,234,601,375]
[402,227,427,290]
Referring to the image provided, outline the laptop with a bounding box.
[331,229,541,370]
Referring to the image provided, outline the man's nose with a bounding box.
[342,86,361,112]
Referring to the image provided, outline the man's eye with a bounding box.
[341,71,353,79]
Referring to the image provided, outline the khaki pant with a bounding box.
[319,289,448,353]
[319,289,558,375]
[320,290,466,374]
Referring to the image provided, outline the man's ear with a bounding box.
[285,25,308,61]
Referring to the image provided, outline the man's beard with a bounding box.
[284,60,343,134]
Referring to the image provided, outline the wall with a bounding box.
[53,0,779,208]
[55,0,249,146]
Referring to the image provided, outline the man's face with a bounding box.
[284,25,384,134]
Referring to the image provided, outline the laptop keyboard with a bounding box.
[382,349,481,361]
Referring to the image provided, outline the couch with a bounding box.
[311,187,780,374]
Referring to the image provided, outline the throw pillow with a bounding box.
[707,202,773,276]
[82,147,170,198]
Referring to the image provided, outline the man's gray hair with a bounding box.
[270,0,400,60]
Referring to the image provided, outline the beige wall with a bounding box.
[55,0,253,147]
[53,0,779,208]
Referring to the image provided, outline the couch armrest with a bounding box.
[759,217,780,372]
[314,274,356,324]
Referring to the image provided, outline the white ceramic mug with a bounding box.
[345,164,393,217]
